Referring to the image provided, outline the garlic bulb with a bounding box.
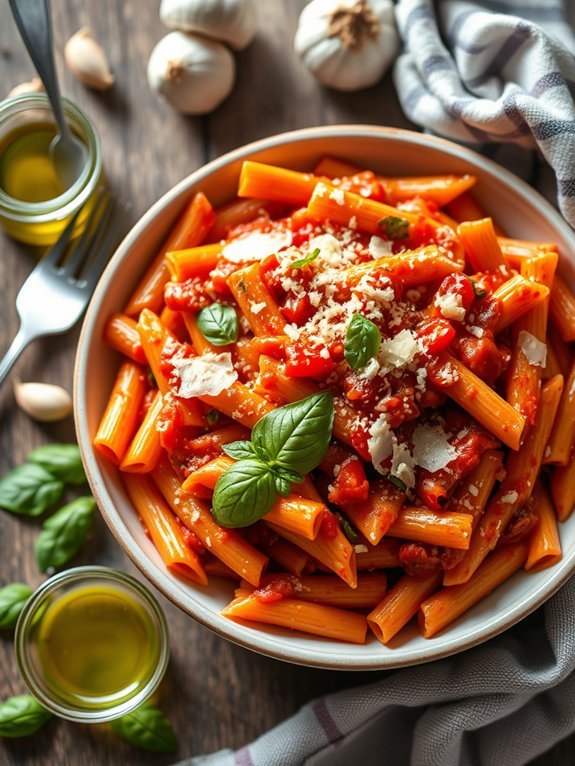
[8,77,44,98]
[295,0,399,92]
[14,380,73,423]
[148,32,235,115]
[160,0,257,51]
[64,28,115,91]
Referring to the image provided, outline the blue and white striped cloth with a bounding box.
[394,0,575,227]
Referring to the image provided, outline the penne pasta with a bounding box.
[525,482,562,572]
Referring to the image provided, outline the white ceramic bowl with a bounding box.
[75,126,575,670]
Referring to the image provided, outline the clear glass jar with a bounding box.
[15,567,170,723]
[0,94,104,246]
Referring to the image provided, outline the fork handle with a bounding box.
[0,328,32,389]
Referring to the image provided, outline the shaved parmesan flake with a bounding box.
[391,442,416,488]
[368,236,393,259]
[379,329,419,369]
[173,353,238,398]
[367,414,393,474]
[518,330,547,368]
[435,292,466,321]
[412,424,457,473]
[359,357,380,381]
[222,229,292,263]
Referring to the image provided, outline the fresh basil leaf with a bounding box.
[197,303,238,346]
[35,496,95,572]
[110,702,177,753]
[291,247,320,269]
[0,695,51,738]
[469,278,487,299]
[273,466,304,484]
[251,393,334,476]
[378,215,409,240]
[212,459,277,528]
[388,474,407,491]
[344,314,381,371]
[0,583,33,630]
[0,464,63,517]
[273,474,292,497]
[336,513,359,544]
[27,444,85,485]
[222,441,259,460]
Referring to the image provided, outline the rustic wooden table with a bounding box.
[0,1,570,764]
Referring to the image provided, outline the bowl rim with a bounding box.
[75,124,575,670]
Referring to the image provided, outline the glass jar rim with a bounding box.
[15,566,170,723]
[0,94,102,220]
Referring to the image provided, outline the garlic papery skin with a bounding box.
[64,27,115,91]
[14,380,73,423]
[8,77,44,98]
[147,32,235,115]
[295,0,399,92]
[160,0,257,51]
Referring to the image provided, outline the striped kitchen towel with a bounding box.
[393,0,575,228]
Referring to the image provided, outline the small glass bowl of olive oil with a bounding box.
[0,94,104,246]
[15,567,169,722]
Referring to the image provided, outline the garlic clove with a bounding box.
[14,380,73,423]
[64,27,115,91]
[148,32,235,115]
[8,77,45,98]
[160,0,257,51]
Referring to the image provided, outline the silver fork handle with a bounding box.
[0,328,33,389]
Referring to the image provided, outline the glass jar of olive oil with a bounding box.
[15,567,169,722]
[0,94,104,246]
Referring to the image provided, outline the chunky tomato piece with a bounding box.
[435,273,475,311]
[416,318,456,355]
[254,577,296,604]
[328,457,369,506]
[320,511,339,540]
[282,294,314,325]
[458,334,509,383]
[378,387,420,428]
[285,340,336,378]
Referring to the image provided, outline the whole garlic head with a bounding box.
[148,32,235,115]
[160,0,257,51]
[295,0,400,92]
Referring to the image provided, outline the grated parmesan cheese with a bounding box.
[173,352,238,398]
[359,357,380,381]
[250,301,267,315]
[368,235,393,259]
[468,484,479,497]
[501,491,519,504]
[518,330,547,368]
[354,544,368,553]
[391,442,416,488]
[378,329,419,370]
[330,188,346,206]
[435,292,466,321]
[412,423,457,472]
[222,229,292,263]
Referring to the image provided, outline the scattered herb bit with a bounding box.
[110,702,177,753]
[35,496,95,572]
[147,369,157,388]
[378,215,409,240]
[197,302,239,346]
[222,441,260,460]
[0,583,33,630]
[213,394,334,528]
[0,695,51,738]
[388,474,407,491]
[238,278,247,294]
[0,464,63,517]
[336,513,359,544]
[27,444,86,485]
[469,278,487,299]
[344,314,381,371]
[205,409,219,426]
[291,247,320,269]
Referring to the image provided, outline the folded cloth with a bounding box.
[393,0,575,228]
[179,577,575,766]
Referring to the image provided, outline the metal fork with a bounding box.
[0,191,119,387]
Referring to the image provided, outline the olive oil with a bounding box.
[0,123,66,203]
[36,584,161,709]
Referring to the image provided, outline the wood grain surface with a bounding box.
[0,1,568,764]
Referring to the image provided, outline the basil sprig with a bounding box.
[35,496,95,572]
[0,464,63,517]
[110,702,178,753]
[0,695,51,738]
[378,215,409,240]
[0,583,33,630]
[291,247,320,269]
[27,444,86,485]
[215,393,334,528]
[197,302,238,346]
[344,314,381,371]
